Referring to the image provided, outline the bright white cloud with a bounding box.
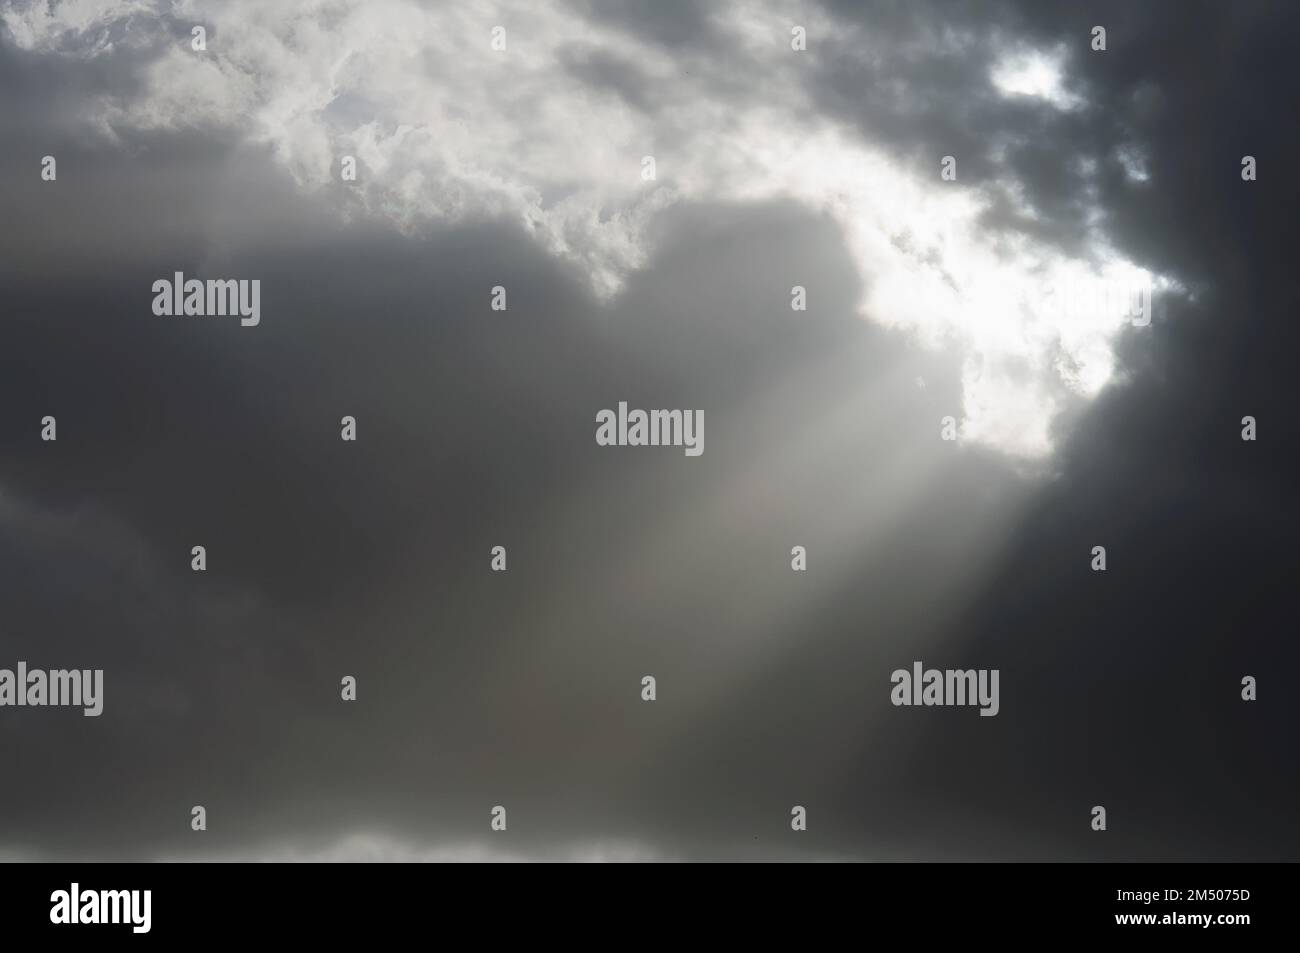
[991,45,1083,111]
[3,0,1170,458]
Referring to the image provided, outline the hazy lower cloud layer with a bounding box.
[5,0,1182,457]
[160,832,674,863]
[2,0,1298,863]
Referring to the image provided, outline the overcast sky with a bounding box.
[1,0,1297,861]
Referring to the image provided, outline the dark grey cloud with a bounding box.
[560,46,656,114]
[564,0,722,49]
[1,0,1297,861]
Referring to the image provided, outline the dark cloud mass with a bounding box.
[0,0,1297,861]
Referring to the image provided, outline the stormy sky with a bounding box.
[1,0,1297,861]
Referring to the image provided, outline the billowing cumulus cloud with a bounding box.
[5,0,1179,457]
